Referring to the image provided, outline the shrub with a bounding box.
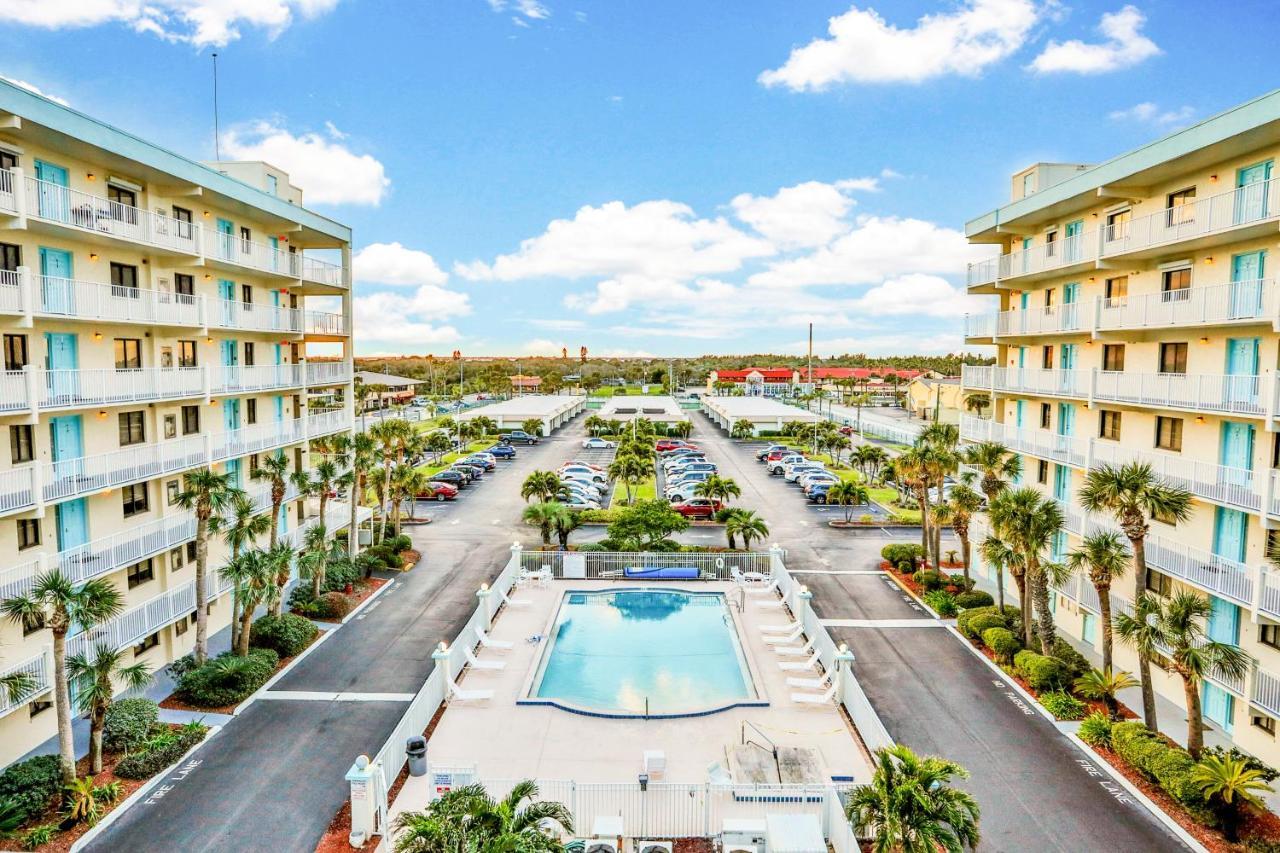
[945,574,974,592]
[576,509,619,524]
[1014,650,1069,691]
[1078,712,1113,748]
[115,723,208,780]
[968,613,1011,640]
[322,559,362,593]
[385,534,412,553]
[881,543,923,566]
[1047,638,1091,679]
[922,590,957,616]
[166,653,200,680]
[896,560,913,573]
[1202,746,1280,783]
[318,591,356,619]
[0,755,61,823]
[954,590,994,609]
[22,824,55,850]
[574,542,608,552]
[103,697,159,753]
[648,539,682,552]
[981,627,1021,663]
[250,613,318,658]
[1040,691,1086,720]
[176,648,278,708]
[1109,721,1211,813]
[912,570,945,591]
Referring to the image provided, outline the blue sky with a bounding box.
[3,0,1277,357]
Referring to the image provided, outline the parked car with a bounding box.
[755,444,789,461]
[799,472,840,491]
[460,455,496,471]
[838,425,856,436]
[784,462,826,483]
[807,483,833,504]
[662,453,705,470]
[561,483,602,504]
[488,444,517,459]
[582,437,617,449]
[561,460,607,473]
[768,454,806,475]
[559,465,607,483]
[564,495,601,510]
[764,449,795,465]
[655,439,696,453]
[669,461,717,478]
[562,475,608,495]
[431,470,467,488]
[419,482,458,501]
[451,463,484,480]
[499,430,540,445]
[671,498,722,519]
[665,473,713,502]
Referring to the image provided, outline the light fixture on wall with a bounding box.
[204,274,212,280]
[86,172,96,181]
[1196,416,1206,424]
[1200,336,1210,344]
[206,337,214,344]
[202,210,211,218]
[96,410,107,419]
[88,253,98,261]
[92,332,102,341]
[1209,174,1219,183]
[1205,256,1214,265]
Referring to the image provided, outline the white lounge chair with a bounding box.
[476,627,513,651]
[763,626,804,646]
[761,621,797,634]
[792,682,838,705]
[744,577,780,596]
[464,646,506,671]
[497,585,530,608]
[448,676,494,702]
[753,596,784,610]
[775,640,816,657]
[779,651,821,672]
[786,671,831,690]
[731,566,768,586]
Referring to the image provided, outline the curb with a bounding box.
[945,625,1059,726]
[236,626,338,714]
[70,724,222,853]
[882,571,943,620]
[341,576,399,625]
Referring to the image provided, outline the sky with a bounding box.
[2,0,1277,358]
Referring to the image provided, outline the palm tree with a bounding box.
[521,471,566,504]
[727,510,769,550]
[607,453,651,505]
[220,547,280,656]
[471,415,496,437]
[424,430,452,465]
[693,474,741,507]
[67,643,152,773]
[334,430,378,556]
[672,419,693,439]
[552,509,581,550]
[979,536,1015,613]
[265,539,297,616]
[1065,531,1128,673]
[730,419,755,439]
[826,481,869,523]
[523,501,563,546]
[964,441,1022,506]
[943,484,983,588]
[1191,753,1275,842]
[298,457,341,536]
[1074,667,1138,721]
[847,392,871,433]
[584,414,607,436]
[1116,592,1252,757]
[392,779,572,853]
[370,418,415,542]
[896,446,932,561]
[987,487,1063,648]
[298,523,344,599]
[963,392,991,419]
[1079,462,1192,731]
[221,490,270,652]
[389,464,427,535]
[847,744,980,853]
[250,452,293,551]
[0,572,122,782]
[176,469,240,664]
[521,418,544,437]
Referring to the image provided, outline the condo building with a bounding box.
[961,90,1280,764]
[0,80,357,765]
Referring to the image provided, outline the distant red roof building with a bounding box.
[805,367,927,382]
[706,368,798,397]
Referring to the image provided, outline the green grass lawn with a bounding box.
[590,386,669,397]
[415,439,498,477]
[611,475,656,506]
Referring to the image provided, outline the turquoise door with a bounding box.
[34,160,69,221]
[38,247,75,314]
[1057,403,1075,436]
[1235,161,1272,224]
[1082,612,1098,648]
[273,395,284,422]
[1202,682,1235,735]
[225,458,242,488]
[217,219,234,259]
[1212,507,1248,564]
[1021,237,1031,274]
[219,279,235,326]
[55,498,89,551]
[1064,220,1083,262]
[224,398,240,432]
[271,291,281,331]
[49,414,83,483]
[1051,531,1066,562]
[1219,422,1254,495]
[1225,337,1260,410]
[1207,596,1241,645]
[1063,282,1079,329]
[44,332,79,403]
[268,236,280,272]
[1230,252,1265,318]
[1017,346,1027,368]
[1015,400,1025,428]
[1059,344,1078,393]
[273,344,284,384]
[1053,464,1070,502]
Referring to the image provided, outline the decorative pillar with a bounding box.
[345,754,377,847]
[477,584,493,631]
[834,643,855,697]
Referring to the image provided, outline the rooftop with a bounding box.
[703,396,820,422]
[355,370,423,387]
[597,394,688,422]
[456,394,585,419]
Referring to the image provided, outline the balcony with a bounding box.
[304,310,347,337]
[1089,439,1258,514]
[305,361,351,386]
[1094,370,1263,417]
[963,313,995,342]
[301,256,343,288]
[963,365,1089,399]
[211,299,302,334]
[994,303,1085,337]
[1095,279,1279,334]
[966,229,1099,289]
[0,169,16,214]
[1252,667,1280,719]
[25,176,201,256]
[0,653,50,719]
[959,415,1087,468]
[210,363,306,395]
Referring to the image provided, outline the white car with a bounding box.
[581,437,616,449]
[662,456,706,474]
[559,465,607,483]
[799,472,840,490]
[563,495,601,510]
[768,454,806,475]
[562,474,608,495]
[784,462,826,483]
[665,471,712,499]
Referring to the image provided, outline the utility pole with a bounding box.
[211,52,222,160]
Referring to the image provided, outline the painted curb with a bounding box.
[882,570,943,620]
[341,576,400,625]
[70,724,222,853]
[946,625,1059,726]
[236,624,339,713]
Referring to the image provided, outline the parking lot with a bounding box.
[733,435,890,523]
[569,440,620,508]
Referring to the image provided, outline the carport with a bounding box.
[456,394,586,436]
[701,396,820,436]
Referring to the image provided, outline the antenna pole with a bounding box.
[211,52,222,160]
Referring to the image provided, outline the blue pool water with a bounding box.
[532,589,755,716]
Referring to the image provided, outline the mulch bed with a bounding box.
[311,577,390,624]
[159,631,322,714]
[400,550,421,570]
[882,561,971,601]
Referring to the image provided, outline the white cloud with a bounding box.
[759,0,1038,89]
[353,242,448,287]
[749,215,986,288]
[790,331,970,357]
[1029,5,1159,74]
[0,0,339,47]
[487,0,549,20]
[730,178,881,249]
[1108,101,1193,127]
[1,76,69,106]
[849,273,974,317]
[351,284,469,348]
[220,121,389,206]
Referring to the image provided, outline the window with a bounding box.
[163,414,176,439]
[1153,504,1180,526]
[1037,460,1049,484]
[1040,403,1051,429]
[1162,267,1191,301]
[0,150,15,172]
[1105,208,1131,240]
[0,242,19,271]
[1044,230,1057,257]
[1155,416,1183,452]
[178,340,197,368]
[173,206,193,239]
[107,184,137,222]
[1261,623,1280,652]
[126,558,154,589]
[186,541,197,563]
[110,262,139,296]
[166,479,180,506]
[21,607,44,636]
[170,546,185,572]
[132,632,159,656]
[1104,276,1128,302]
[249,453,260,475]
[29,699,51,718]
[118,411,145,446]
[174,273,194,301]
[182,405,200,435]
[1099,410,1122,441]
[1159,342,1188,374]
[1041,346,1054,369]
[1044,288,1055,308]
[240,226,252,253]
[1103,344,1126,372]
[1253,715,1276,737]
[175,616,188,636]
[1166,187,1196,226]
[17,518,39,550]
[122,482,149,517]
[241,283,253,305]
[1145,570,1173,597]
[10,424,33,463]
[267,174,279,196]
[1022,173,1035,197]
[246,399,258,425]
[3,334,27,371]
[244,342,255,366]
[114,338,142,370]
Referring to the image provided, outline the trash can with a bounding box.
[406,736,427,777]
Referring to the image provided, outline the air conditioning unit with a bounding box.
[636,841,672,853]
[584,842,618,853]
[722,819,766,853]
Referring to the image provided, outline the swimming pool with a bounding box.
[524,588,762,718]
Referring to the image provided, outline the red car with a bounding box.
[671,498,722,519]
[838,425,855,436]
[419,482,458,501]
[765,449,793,463]
[655,439,696,453]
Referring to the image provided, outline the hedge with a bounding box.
[0,755,61,823]
[1013,650,1069,691]
[954,590,994,609]
[956,605,1020,640]
[923,590,958,616]
[1048,638,1091,679]
[968,614,1011,640]
[881,543,923,566]
[250,613,319,658]
[1111,722,1213,818]
[115,724,208,780]
[981,627,1021,663]
[176,648,279,708]
[103,698,159,753]
[912,570,945,591]
[575,542,608,552]
[318,591,356,618]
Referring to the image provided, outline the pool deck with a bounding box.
[390,579,870,824]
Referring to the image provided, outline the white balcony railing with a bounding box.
[211,299,303,334]
[210,363,305,395]
[0,168,16,214]
[40,366,207,410]
[963,313,996,339]
[0,268,21,312]
[305,361,351,385]
[304,310,347,336]
[301,256,343,287]
[1093,371,1263,417]
[995,304,1084,336]
[0,653,50,718]
[959,415,1087,468]
[67,582,197,662]
[209,231,298,278]
[967,231,1099,287]
[1089,440,1258,513]
[1101,177,1280,258]
[0,468,35,515]
[26,176,201,255]
[1095,279,1277,332]
[1252,667,1280,719]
